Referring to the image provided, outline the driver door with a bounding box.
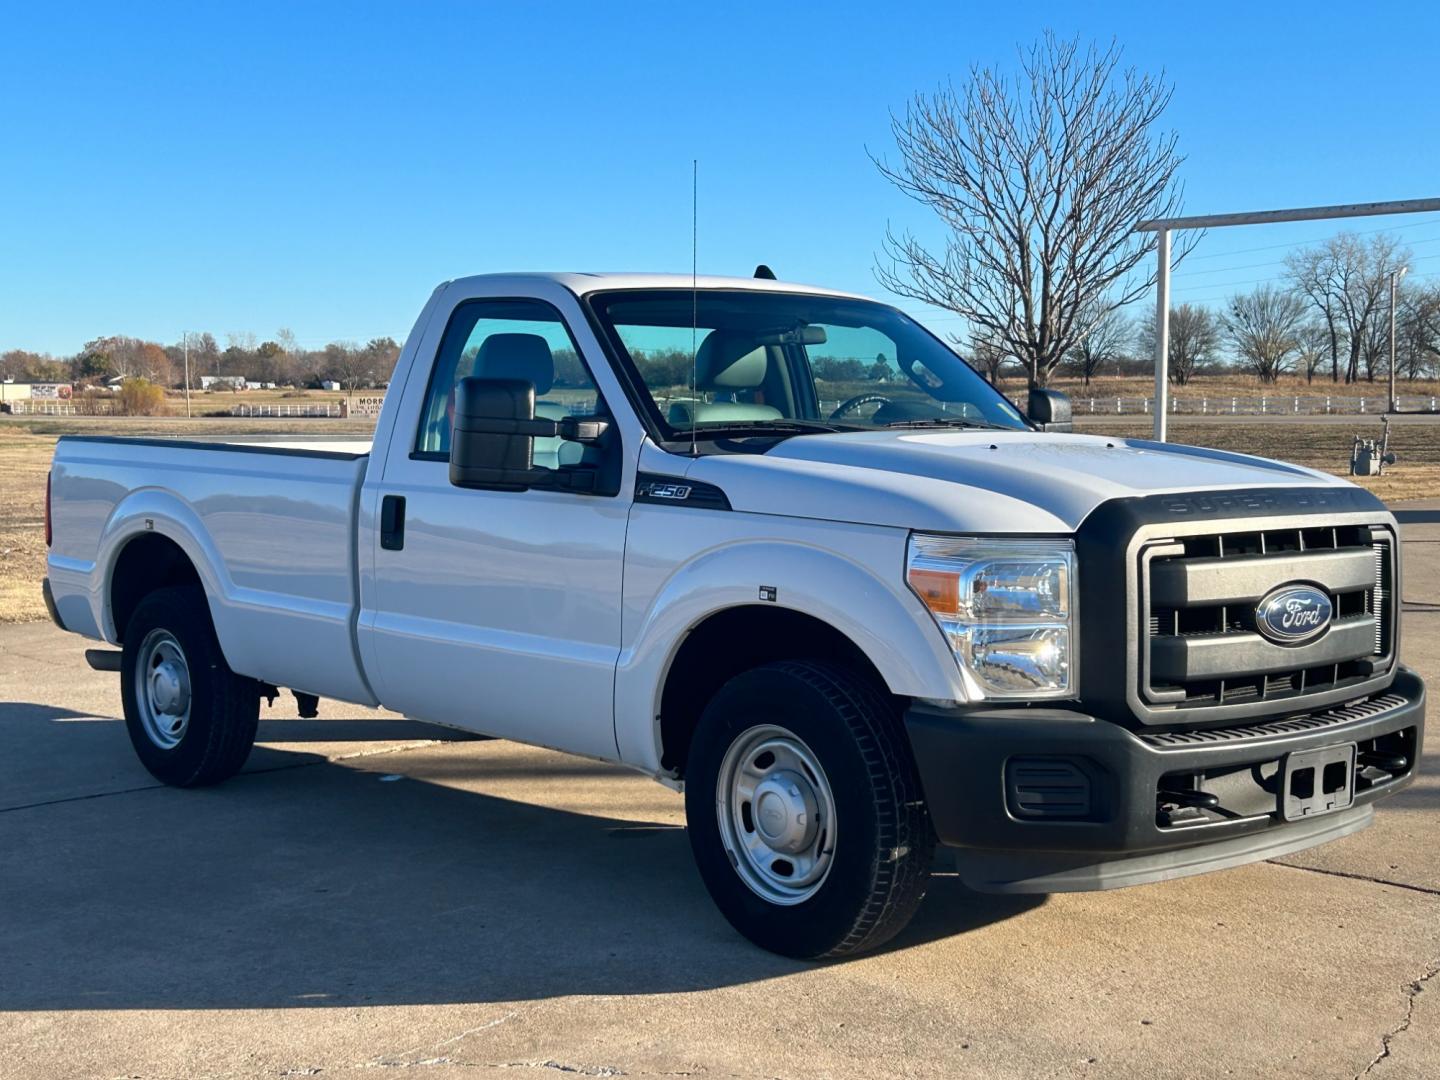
[363,296,629,761]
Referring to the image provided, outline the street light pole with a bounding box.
[183,332,192,418]
[1389,266,1408,414]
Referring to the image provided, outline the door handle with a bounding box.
[380,495,406,551]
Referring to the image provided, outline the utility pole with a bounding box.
[1389,266,1408,414]
[183,332,192,418]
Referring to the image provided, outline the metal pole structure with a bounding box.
[1389,266,1408,414]
[183,332,191,418]
[1135,198,1440,437]
[1153,229,1171,442]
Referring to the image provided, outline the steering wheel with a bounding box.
[828,393,893,421]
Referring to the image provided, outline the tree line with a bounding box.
[874,33,1440,389]
[1,331,402,394]
[964,230,1440,387]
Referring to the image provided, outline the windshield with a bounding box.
[588,289,1027,439]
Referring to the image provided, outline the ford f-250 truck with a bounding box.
[44,272,1425,958]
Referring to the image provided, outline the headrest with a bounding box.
[695,332,768,390]
[473,333,555,394]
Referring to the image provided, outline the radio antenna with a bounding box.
[690,158,699,458]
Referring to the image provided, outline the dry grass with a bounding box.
[0,431,52,624]
[1074,417,1440,504]
[1015,373,1440,401]
[2,414,1437,623]
[0,417,376,624]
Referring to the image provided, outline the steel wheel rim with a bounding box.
[715,724,837,906]
[135,629,192,750]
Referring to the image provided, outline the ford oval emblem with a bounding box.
[1255,585,1333,645]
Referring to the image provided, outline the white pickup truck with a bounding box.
[45,271,1424,958]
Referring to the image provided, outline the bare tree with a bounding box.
[361,337,402,385]
[324,342,375,405]
[874,33,1192,387]
[72,336,171,384]
[1397,281,1440,381]
[1071,305,1129,385]
[1294,320,1331,384]
[1223,285,1307,383]
[1,349,66,382]
[1137,303,1219,385]
[1285,245,1345,382]
[1285,233,1409,383]
[272,328,305,386]
[964,331,1013,383]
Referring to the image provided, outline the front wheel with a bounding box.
[121,586,260,787]
[685,660,934,958]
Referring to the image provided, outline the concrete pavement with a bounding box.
[2,508,1438,1079]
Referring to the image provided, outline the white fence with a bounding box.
[1047,395,1440,417]
[230,403,343,418]
[2,401,114,416]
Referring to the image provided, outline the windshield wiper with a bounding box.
[882,417,1016,431]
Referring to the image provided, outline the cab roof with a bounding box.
[444,271,871,301]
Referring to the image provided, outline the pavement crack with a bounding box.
[361,1062,625,1076]
[1268,860,1440,897]
[1355,958,1440,1078]
[0,782,166,814]
[371,1012,521,1069]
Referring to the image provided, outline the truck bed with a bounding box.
[47,434,377,706]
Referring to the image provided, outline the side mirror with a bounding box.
[449,377,610,491]
[449,377,553,490]
[1028,388,1073,433]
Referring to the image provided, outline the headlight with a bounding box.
[907,535,1076,700]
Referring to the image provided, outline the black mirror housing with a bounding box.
[1028,388,1074,433]
[449,377,554,490]
[448,377,613,491]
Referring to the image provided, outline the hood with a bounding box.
[683,429,1350,533]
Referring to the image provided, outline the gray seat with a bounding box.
[468,333,582,469]
[668,332,783,427]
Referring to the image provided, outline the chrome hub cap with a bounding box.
[135,630,192,750]
[716,725,837,905]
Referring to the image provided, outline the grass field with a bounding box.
[1012,373,1440,400]
[0,418,377,624]
[2,413,1436,623]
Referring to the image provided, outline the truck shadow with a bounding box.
[1394,508,1440,525]
[0,728,1044,1012]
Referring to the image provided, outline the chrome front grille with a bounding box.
[1140,523,1396,712]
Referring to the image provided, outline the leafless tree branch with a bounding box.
[873,32,1196,386]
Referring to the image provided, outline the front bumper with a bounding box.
[906,667,1425,893]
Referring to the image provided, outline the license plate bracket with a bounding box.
[1281,743,1357,821]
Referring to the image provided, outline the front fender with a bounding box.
[613,536,966,773]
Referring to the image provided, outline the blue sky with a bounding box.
[3,0,1438,355]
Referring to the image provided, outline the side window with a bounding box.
[416,298,603,456]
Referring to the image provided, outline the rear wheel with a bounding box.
[121,586,259,787]
[685,660,933,958]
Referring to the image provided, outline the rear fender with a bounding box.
[94,488,231,646]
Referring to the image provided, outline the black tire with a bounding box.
[685,660,933,959]
[120,585,259,787]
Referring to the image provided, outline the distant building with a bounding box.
[200,375,247,390]
[321,380,341,391]
[0,381,72,402]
